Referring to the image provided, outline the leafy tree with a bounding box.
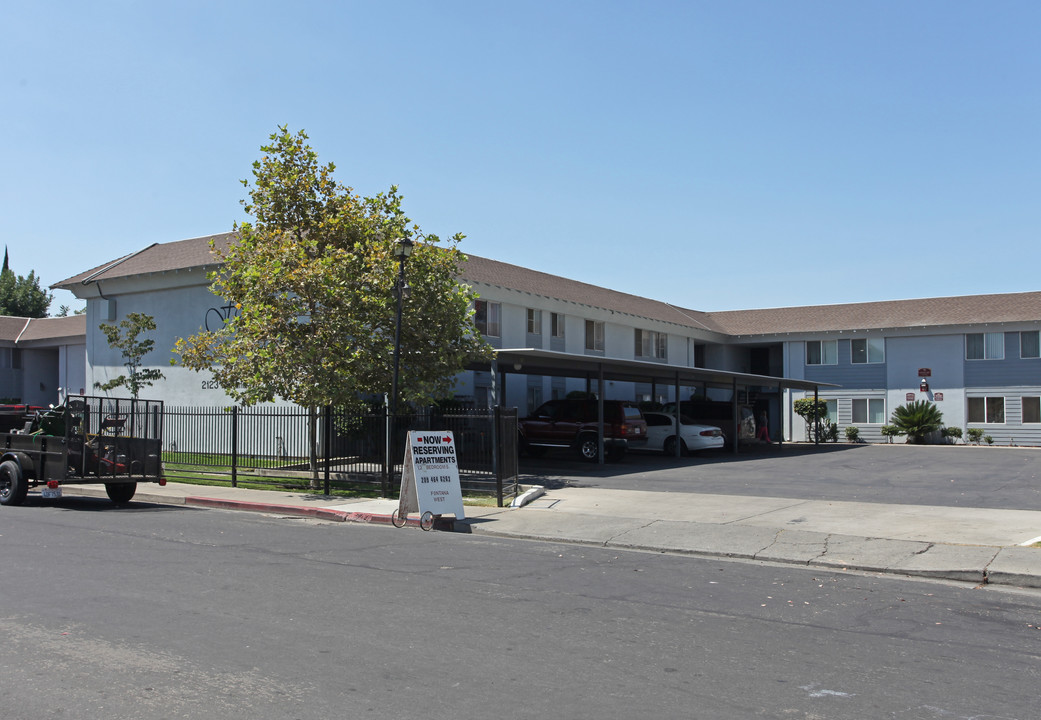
[0,267,51,318]
[890,400,943,443]
[793,397,829,442]
[174,127,489,482]
[95,313,165,398]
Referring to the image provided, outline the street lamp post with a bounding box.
[390,236,414,417]
[385,236,414,497]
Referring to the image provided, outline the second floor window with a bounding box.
[475,300,501,337]
[966,332,1003,360]
[851,338,884,364]
[526,308,542,335]
[806,340,837,365]
[635,329,666,359]
[551,312,564,338]
[585,320,604,351]
[1021,331,1040,359]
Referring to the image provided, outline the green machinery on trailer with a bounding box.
[0,395,165,506]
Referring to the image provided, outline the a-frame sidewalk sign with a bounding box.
[395,430,465,528]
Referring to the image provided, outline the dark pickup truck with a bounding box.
[518,398,648,462]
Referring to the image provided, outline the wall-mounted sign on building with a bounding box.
[918,368,932,377]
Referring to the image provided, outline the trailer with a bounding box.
[0,395,165,506]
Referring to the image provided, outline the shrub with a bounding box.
[890,400,944,444]
[880,425,900,443]
[941,427,963,444]
[824,422,839,442]
[966,428,984,445]
[793,398,830,442]
[984,435,994,445]
[845,426,860,442]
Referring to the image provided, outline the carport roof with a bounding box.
[473,348,837,392]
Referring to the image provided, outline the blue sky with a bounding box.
[3,1,1039,313]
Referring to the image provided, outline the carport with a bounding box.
[471,348,839,463]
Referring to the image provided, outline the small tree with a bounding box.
[966,428,984,445]
[95,313,165,398]
[890,400,944,444]
[941,426,963,445]
[880,425,900,443]
[793,397,829,442]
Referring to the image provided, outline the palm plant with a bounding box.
[890,400,944,444]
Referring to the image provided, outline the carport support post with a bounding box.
[732,379,739,455]
[673,371,681,458]
[814,387,820,446]
[597,363,605,464]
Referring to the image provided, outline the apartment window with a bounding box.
[806,340,837,365]
[551,312,565,338]
[1021,331,1040,359]
[968,396,1005,423]
[851,338,884,364]
[852,398,886,424]
[585,320,604,351]
[474,300,501,337]
[1023,397,1041,424]
[526,308,542,335]
[823,399,838,424]
[966,332,1003,360]
[634,329,667,359]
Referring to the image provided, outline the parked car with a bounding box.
[519,398,648,462]
[640,411,725,455]
[661,400,755,447]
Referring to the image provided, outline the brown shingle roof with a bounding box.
[53,232,235,287]
[707,292,1041,336]
[459,255,726,333]
[50,232,1041,338]
[0,315,85,344]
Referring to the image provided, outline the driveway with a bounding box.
[519,443,1041,512]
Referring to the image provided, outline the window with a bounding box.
[1023,397,1041,424]
[852,398,886,424]
[474,300,501,337]
[966,332,1004,360]
[968,396,1005,423]
[806,340,837,365]
[635,329,667,359]
[1021,331,1040,359]
[526,308,541,335]
[585,320,604,351]
[851,338,884,364]
[823,399,838,424]
[551,312,564,338]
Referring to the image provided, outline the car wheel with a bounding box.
[0,460,27,506]
[663,437,688,457]
[578,435,600,462]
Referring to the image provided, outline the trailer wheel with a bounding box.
[0,460,27,506]
[105,482,137,505]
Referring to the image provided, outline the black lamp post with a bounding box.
[390,236,414,418]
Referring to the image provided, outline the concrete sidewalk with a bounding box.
[67,481,1041,590]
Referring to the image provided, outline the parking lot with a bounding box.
[519,443,1041,512]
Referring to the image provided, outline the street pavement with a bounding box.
[63,473,1041,591]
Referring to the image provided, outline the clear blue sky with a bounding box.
[4,1,1039,313]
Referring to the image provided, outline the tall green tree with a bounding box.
[0,265,51,318]
[174,127,489,480]
[95,313,165,398]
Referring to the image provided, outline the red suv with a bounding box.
[519,398,648,462]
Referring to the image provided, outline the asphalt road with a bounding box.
[522,443,1041,510]
[2,498,1040,719]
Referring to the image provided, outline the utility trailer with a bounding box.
[0,395,165,506]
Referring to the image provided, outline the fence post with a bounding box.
[231,405,238,488]
[382,397,390,498]
[323,404,331,496]
[493,405,502,507]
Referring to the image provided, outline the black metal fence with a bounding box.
[162,405,520,506]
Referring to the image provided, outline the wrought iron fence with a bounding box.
[162,404,520,506]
